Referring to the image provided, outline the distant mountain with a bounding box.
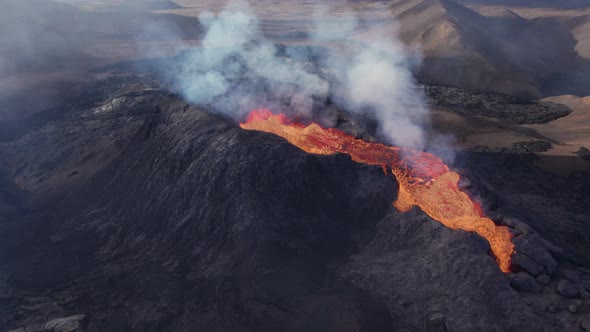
[384,0,589,98]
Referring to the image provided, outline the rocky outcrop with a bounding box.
[423,85,572,124]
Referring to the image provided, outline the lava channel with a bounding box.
[240,108,515,272]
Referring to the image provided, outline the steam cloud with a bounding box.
[171,1,329,119]
[160,0,431,150]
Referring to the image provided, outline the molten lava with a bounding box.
[240,109,514,272]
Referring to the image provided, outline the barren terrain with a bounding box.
[1,0,590,331]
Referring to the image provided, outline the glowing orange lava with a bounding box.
[240,108,514,272]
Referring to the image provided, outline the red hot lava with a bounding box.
[240,109,514,272]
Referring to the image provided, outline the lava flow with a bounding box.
[240,109,514,272]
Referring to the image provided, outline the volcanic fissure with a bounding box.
[241,109,515,272]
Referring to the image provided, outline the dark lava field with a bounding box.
[0,64,589,331]
[1,0,590,330]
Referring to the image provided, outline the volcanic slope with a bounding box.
[0,85,553,331]
[383,0,588,98]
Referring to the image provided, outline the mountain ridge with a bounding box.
[387,0,588,98]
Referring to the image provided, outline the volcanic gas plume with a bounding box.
[241,109,514,272]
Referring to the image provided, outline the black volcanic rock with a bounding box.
[509,272,543,293]
[339,209,544,330]
[575,147,590,161]
[1,79,589,330]
[556,279,580,298]
[511,141,553,153]
[0,91,397,331]
[512,254,545,276]
[537,274,552,285]
[423,85,572,124]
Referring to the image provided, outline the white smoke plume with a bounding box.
[168,0,435,151]
[171,0,329,119]
[305,2,429,149]
[327,34,428,149]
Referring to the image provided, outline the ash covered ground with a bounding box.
[1,1,590,331]
[0,64,589,332]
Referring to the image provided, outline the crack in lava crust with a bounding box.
[240,109,514,272]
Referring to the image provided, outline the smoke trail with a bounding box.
[334,40,428,149]
[170,0,329,119]
[164,0,440,152]
[307,2,429,149]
